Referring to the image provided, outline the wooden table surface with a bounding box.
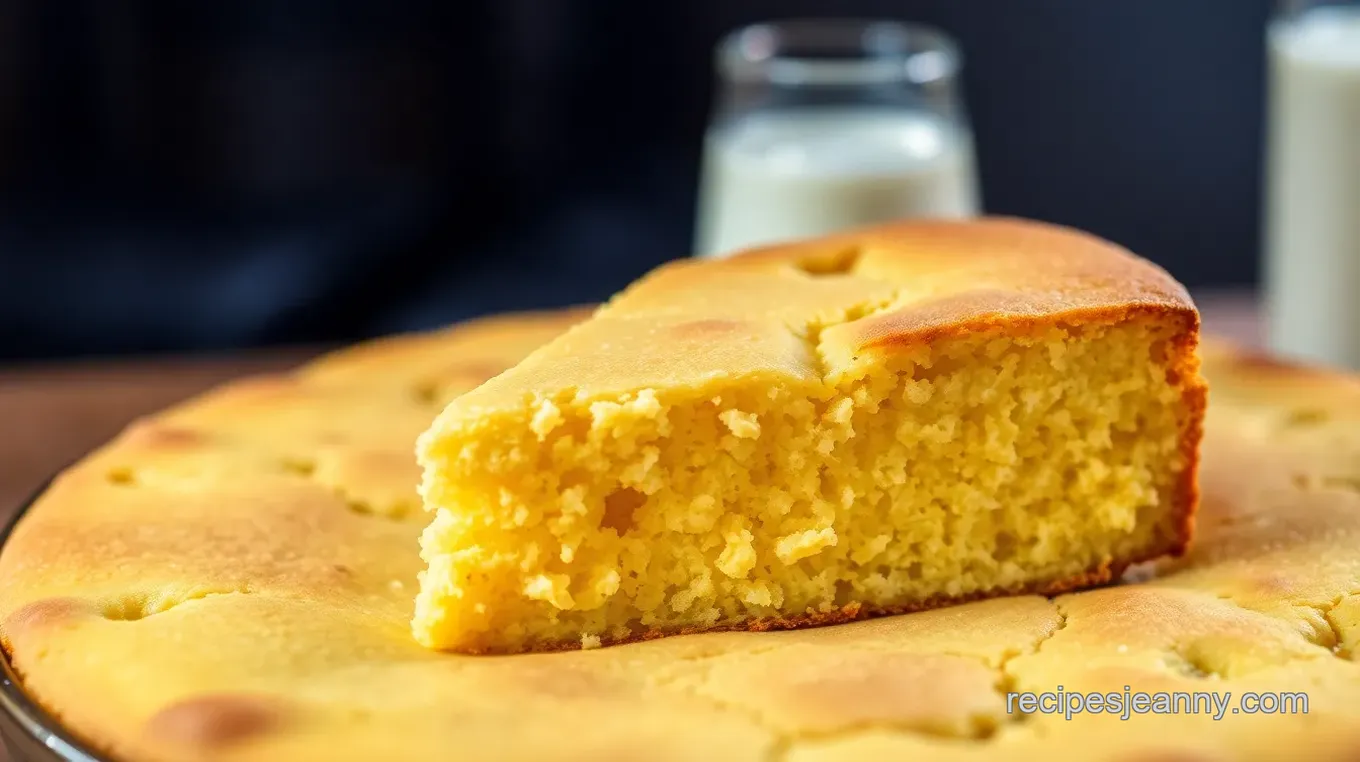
[0,293,1259,759]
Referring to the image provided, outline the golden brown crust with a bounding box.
[143,694,285,749]
[0,596,92,641]
[1167,318,1208,559]
[810,218,1196,351]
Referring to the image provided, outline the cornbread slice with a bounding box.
[414,218,1207,653]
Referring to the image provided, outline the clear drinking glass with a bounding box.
[1264,0,1360,368]
[694,19,980,259]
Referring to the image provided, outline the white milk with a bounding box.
[1264,7,1360,369]
[694,109,979,258]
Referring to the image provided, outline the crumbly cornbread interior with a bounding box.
[415,219,1204,653]
[417,318,1195,652]
[1,308,1359,762]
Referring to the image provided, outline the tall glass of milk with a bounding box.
[694,20,980,258]
[1264,0,1360,369]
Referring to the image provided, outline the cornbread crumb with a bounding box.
[775,527,839,564]
[720,409,762,439]
[716,521,758,579]
[530,399,564,439]
[523,574,573,609]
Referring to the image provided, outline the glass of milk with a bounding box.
[1264,0,1360,369]
[694,20,980,258]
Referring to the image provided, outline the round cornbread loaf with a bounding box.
[2,309,1359,762]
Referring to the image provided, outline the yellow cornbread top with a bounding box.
[0,305,1357,761]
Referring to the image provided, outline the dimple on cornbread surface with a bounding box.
[1,304,1360,761]
[416,218,1207,653]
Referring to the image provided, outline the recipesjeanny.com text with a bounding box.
[1007,687,1308,721]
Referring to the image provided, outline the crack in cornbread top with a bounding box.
[0,307,1359,761]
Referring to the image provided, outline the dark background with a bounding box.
[0,0,1271,362]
